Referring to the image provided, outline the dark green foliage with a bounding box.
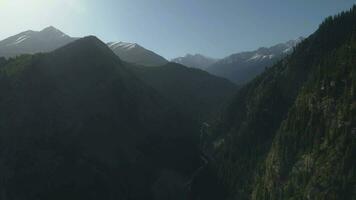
[0,36,201,200]
[0,57,6,68]
[207,6,356,200]
[253,37,356,199]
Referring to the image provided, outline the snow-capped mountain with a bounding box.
[108,41,168,66]
[0,26,77,58]
[0,27,168,67]
[171,54,218,70]
[206,37,304,84]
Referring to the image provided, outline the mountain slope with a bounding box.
[0,36,200,200]
[253,37,356,199]
[129,62,237,120]
[171,54,218,70]
[207,37,303,85]
[0,26,77,58]
[202,6,356,200]
[108,41,168,66]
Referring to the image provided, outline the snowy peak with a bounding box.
[107,41,168,66]
[171,53,218,70]
[0,26,77,58]
[206,37,304,84]
[219,37,304,65]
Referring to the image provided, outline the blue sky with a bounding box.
[1,0,355,59]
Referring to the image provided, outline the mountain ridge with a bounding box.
[171,54,218,70]
[206,37,304,84]
[129,61,237,120]
[107,41,168,66]
[0,27,169,67]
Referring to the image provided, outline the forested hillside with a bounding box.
[130,62,237,121]
[0,36,201,200]
[203,6,356,200]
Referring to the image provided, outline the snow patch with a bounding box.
[247,53,274,62]
[247,54,262,61]
[283,47,292,53]
[9,35,30,46]
[109,42,138,50]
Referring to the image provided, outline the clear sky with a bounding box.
[0,0,355,59]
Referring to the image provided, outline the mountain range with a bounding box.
[0,26,303,86]
[171,38,303,85]
[0,28,237,200]
[206,37,304,84]
[171,54,218,70]
[0,5,355,200]
[0,27,168,67]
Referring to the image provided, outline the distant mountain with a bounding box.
[206,37,304,84]
[0,26,77,58]
[171,54,218,70]
[0,36,201,199]
[129,62,237,120]
[108,41,168,66]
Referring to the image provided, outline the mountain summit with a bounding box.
[171,54,218,70]
[0,26,77,58]
[0,27,169,67]
[108,41,168,66]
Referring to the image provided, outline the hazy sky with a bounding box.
[0,0,355,59]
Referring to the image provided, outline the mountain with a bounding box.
[0,36,201,200]
[108,41,168,66]
[129,62,237,120]
[0,27,168,67]
[206,37,303,85]
[0,26,77,58]
[198,6,356,200]
[171,54,218,70]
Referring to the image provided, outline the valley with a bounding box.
[0,3,355,200]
